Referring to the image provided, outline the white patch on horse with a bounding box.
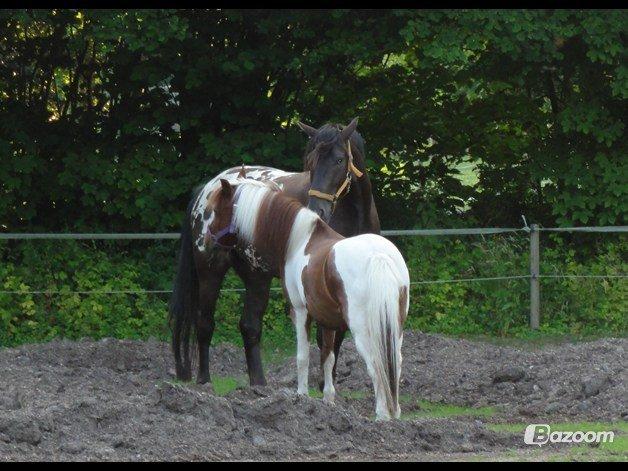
[191,165,296,252]
[331,234,410,420]
[232,184,272,243]
[283,208,318,308]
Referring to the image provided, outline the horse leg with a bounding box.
[320,327,336,404]
[316,324,347,391]
[332,327,347,382]
[292,306,311,395]
[232,256,272,386]
[315,324,325,391]
[352,330,390,420]
[195,251,230,385]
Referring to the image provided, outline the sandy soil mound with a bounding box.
[278,332,627,422]
[0,333,625,461]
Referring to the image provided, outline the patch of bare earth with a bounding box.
[0,332,625,461]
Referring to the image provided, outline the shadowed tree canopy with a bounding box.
[0,9,625,232]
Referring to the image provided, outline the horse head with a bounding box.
[205,179,238,249]
[297,117,364,222]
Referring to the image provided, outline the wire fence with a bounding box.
[1,224,626,328]
[1,225,625,240]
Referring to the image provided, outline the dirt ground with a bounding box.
[0,332,625,461]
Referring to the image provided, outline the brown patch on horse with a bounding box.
[301,219,346,330]
[253,191,304,271]
[398,285,408,327]
[319,326,336,371]
[274,172,310,206]
[237,164,247,178]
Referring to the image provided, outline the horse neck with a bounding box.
[336,166,375,234]
[237,187,317,268]
[347,135,377,228]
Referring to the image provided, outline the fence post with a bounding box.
[529,224,540,329]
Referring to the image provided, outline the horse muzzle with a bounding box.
[307,197,333,223]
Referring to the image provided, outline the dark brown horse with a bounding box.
[169,118,380,387]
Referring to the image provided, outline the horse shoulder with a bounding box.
[274,172,310,205]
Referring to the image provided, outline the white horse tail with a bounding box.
[364,253,404,419]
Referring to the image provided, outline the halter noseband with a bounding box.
[307,140,364,209]
[208,221,237,249]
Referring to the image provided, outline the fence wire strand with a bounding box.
[1,225,625,240]
[1,226,625,296]
[1,274,626,296]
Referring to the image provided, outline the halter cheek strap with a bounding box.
[208,217,237,249]
[307,140,364,207]
[207,222,236,248]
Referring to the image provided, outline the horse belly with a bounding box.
[306,297,346,330]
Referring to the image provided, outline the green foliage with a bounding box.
[0,9,626,233]
[0,10,626,345]
[0,241,171,346]
[0,235,624,348]
[0,239,298,349]
[401,400,498,420]
[401,233,626,337]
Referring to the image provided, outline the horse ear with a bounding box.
[297,121,318,138]
[237,164,247,179]
[219,178,233,196]
[340,117,358,141]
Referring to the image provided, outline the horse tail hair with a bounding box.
[364,253,404,419]
[168,197,199,381]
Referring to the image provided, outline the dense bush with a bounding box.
[402,234,627,337]
[1,235,625,348]
[1,9,626,233]
[1,9,626,347]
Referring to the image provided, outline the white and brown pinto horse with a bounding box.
[207,178,409,420]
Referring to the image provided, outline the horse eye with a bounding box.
[336,158,343,165]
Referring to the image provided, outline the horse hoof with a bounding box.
[174,363,192,382]
[176,372,192,382]
[196,375,210,385]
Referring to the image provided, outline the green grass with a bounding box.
[306,388,498,421]
[487,421,628,461]
[164,375,248,396]
[210,375,248,396]
[341,390,369,400]
[401,400,498,420]
[261,343,295,366]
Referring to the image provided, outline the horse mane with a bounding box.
[302,123,366,172]
[233,181,317,267]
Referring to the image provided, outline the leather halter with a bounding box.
[206,198,239,249]
[307,140,364,208]
[207,220,237,249]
